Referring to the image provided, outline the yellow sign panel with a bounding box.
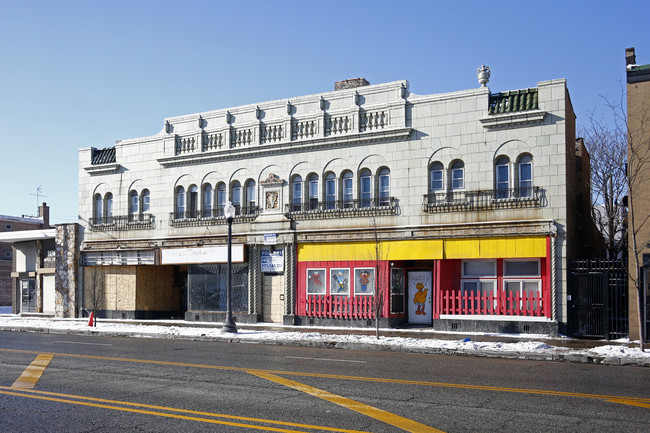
[298,236,546,262]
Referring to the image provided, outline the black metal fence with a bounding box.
[570,259,628,339]
[422,187,543,213]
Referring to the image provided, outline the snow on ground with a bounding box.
[0,310,648,363]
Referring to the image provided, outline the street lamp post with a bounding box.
[222,201,237,333]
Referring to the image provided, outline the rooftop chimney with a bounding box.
[335,78,370,91]
[38,202,50,229]
[626,47,636,66]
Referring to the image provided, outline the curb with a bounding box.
[2,325,649,368]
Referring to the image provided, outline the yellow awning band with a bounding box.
[297,236,546,262]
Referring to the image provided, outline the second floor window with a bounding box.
[175,186,185,218]
[518,154,533,197]
[325,173,336,209]
[496,157,510,199]
[203,184,213,217]
[130,190,139,216]
[217,183,226,216]
[292,176,302,211]
[245,180,256,214]
[232,181,241,215]
[378,168,390,206]
[308,174,319,210]
[342,171,353,208]
[430,162,444,192]
[360,169,371,207]
[141,189,150,213]
[451,161,464,190]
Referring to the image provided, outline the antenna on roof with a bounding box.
[30,186,47,214]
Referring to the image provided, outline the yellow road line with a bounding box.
[11,353,53,389]
[0,387,371,433]
[248,370,444,433]
[1,348,648,407]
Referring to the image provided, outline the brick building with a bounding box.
[78,70,599,335]
[626,47,650,342]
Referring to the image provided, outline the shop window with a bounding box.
[504,259,540,277]
[187,263,248,312]
[353,268,375,295]
[461,280,496,311]
[462,260,496,278]
[390,267,405,314]
[505,280,541,311]
[306,269,326,295]
[330,268,350,295]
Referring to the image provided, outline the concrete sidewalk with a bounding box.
[1,314,648,367]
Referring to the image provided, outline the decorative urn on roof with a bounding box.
[477,65,491,87]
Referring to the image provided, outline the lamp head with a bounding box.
[224,201,236,220]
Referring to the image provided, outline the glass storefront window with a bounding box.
[188,264,248,312]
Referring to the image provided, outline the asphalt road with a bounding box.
[0,331,648,432]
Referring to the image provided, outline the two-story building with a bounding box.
[78,70,596,335]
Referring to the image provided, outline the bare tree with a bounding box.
[593,89,650,350]
[581,112,627,259]
[85,266,104,326]
[368,217,390,339]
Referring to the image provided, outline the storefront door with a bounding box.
[21,279,36,313]
[407,271,432,324]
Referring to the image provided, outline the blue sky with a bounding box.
[1,0,648,222]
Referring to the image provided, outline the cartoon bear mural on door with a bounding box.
[408,271,432,324]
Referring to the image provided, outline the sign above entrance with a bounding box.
[261,249,284,272]
[161,245,244,265]
[264,233,277,245]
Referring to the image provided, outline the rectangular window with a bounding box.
[360,176,371,207]
[307,269,326,295]
[309,180,318,210]
[326,179,336,209]
[451,168,464,189]
[330,268,350,295]
[496,165,510,199]
[142,193,150,212]
[292,182,302,211]
[519,162,533,197]
[343,178,353,208]
[353,268,375,295]
[379,174,390,206]
[4,250,12,259]
[504,259,540,277]
[505,280,541,312]
[462,260,496,278]
[430,170,443,191]
[461,280,496,312]
[130,194,139,215]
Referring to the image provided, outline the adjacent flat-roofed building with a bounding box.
[626,47,650,343]
[78,70,597,335]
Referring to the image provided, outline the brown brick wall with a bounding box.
[627,75,650,340]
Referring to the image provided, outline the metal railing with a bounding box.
[422,187,542,213]
[89,214,154,231]
[169,205,260,227]
[285,197,397,220]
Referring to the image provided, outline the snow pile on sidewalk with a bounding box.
[0,313,648,365]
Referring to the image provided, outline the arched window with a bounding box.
[245,180,256,214]
[94,194,103,222]
[217,183,226,216]
[359,168,372,208]
[325,172,336,209]
[202,184,213,217]
[231,181,241,215]
[378,168,390,206]
[450,161,464,190]
[518,154,533,197]
[308,174,319,210]
[175,186,185,219]
[495,156,510,199]
[104,193,113,223]
[291,175,302,212]
[141,189,150,213]
[188,185,199,218]
[129,190,139,218]
[342,171,354,208]
[430,162,444,192]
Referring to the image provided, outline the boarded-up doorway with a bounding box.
[263,274,285,323]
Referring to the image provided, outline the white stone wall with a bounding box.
[78,78,574,324]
